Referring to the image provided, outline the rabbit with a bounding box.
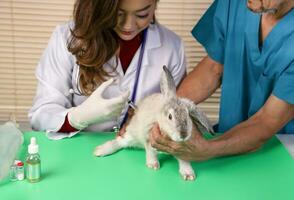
[94,66,214,181]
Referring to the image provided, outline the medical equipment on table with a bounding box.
[0,121,24,181]
[26,137,41,183]
[10,160,24,181]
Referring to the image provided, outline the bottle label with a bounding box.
[27,163,40,180]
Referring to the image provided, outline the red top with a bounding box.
[58,114,78,132]
[58,34,142,133]
[119,33,142,73]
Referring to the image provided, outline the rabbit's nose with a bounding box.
[180,132,188,140]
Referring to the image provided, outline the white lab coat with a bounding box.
[28,21,186,140]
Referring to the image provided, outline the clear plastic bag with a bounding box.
[0,121,24,181]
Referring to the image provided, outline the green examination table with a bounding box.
[0,131,294,200]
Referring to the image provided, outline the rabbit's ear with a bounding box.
[181,99,214,135]
[160,65,176,98]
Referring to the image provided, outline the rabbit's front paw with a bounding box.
[178,159,196,181]
[93,145,108,156]
[179,168,196,181]
[146,161,160,170]
[93,140,116,157]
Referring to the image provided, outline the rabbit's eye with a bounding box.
[168,114,172,120]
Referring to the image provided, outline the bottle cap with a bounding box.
[28,137,39,154]
[14,160,21,165]
[16,161,24,167]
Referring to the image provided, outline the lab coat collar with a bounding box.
[145,22,162,53]
[142,22,162,67]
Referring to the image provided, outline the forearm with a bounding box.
[177,56,223,104]
[206,117,275,159]
[205,96,294,158]
[29,104,70,131]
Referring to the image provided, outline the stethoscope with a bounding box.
[67,27,148,131]
[119,27,148,129]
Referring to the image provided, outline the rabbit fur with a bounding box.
[94,66,214,181]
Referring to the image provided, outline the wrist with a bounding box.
[201,139,217,160]
[205,136,230,159]
[58,114,79,133]
[67,107,88,130]
[197,132,224,160]
[192,132,216,161]
[203,140,219,159]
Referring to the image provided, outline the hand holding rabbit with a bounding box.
[150,123,213,162]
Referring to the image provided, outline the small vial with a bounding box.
[26,137,41,183]
[16,161,24,181]
[9,163,17,182]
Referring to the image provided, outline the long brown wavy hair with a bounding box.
[67,0,120,96]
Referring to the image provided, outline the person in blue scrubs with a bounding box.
[149,0,294,161]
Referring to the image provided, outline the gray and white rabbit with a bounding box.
[94,66,214,181]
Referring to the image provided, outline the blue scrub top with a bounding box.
[192,0,294,134]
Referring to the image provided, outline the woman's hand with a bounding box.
[68,78,130,130]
